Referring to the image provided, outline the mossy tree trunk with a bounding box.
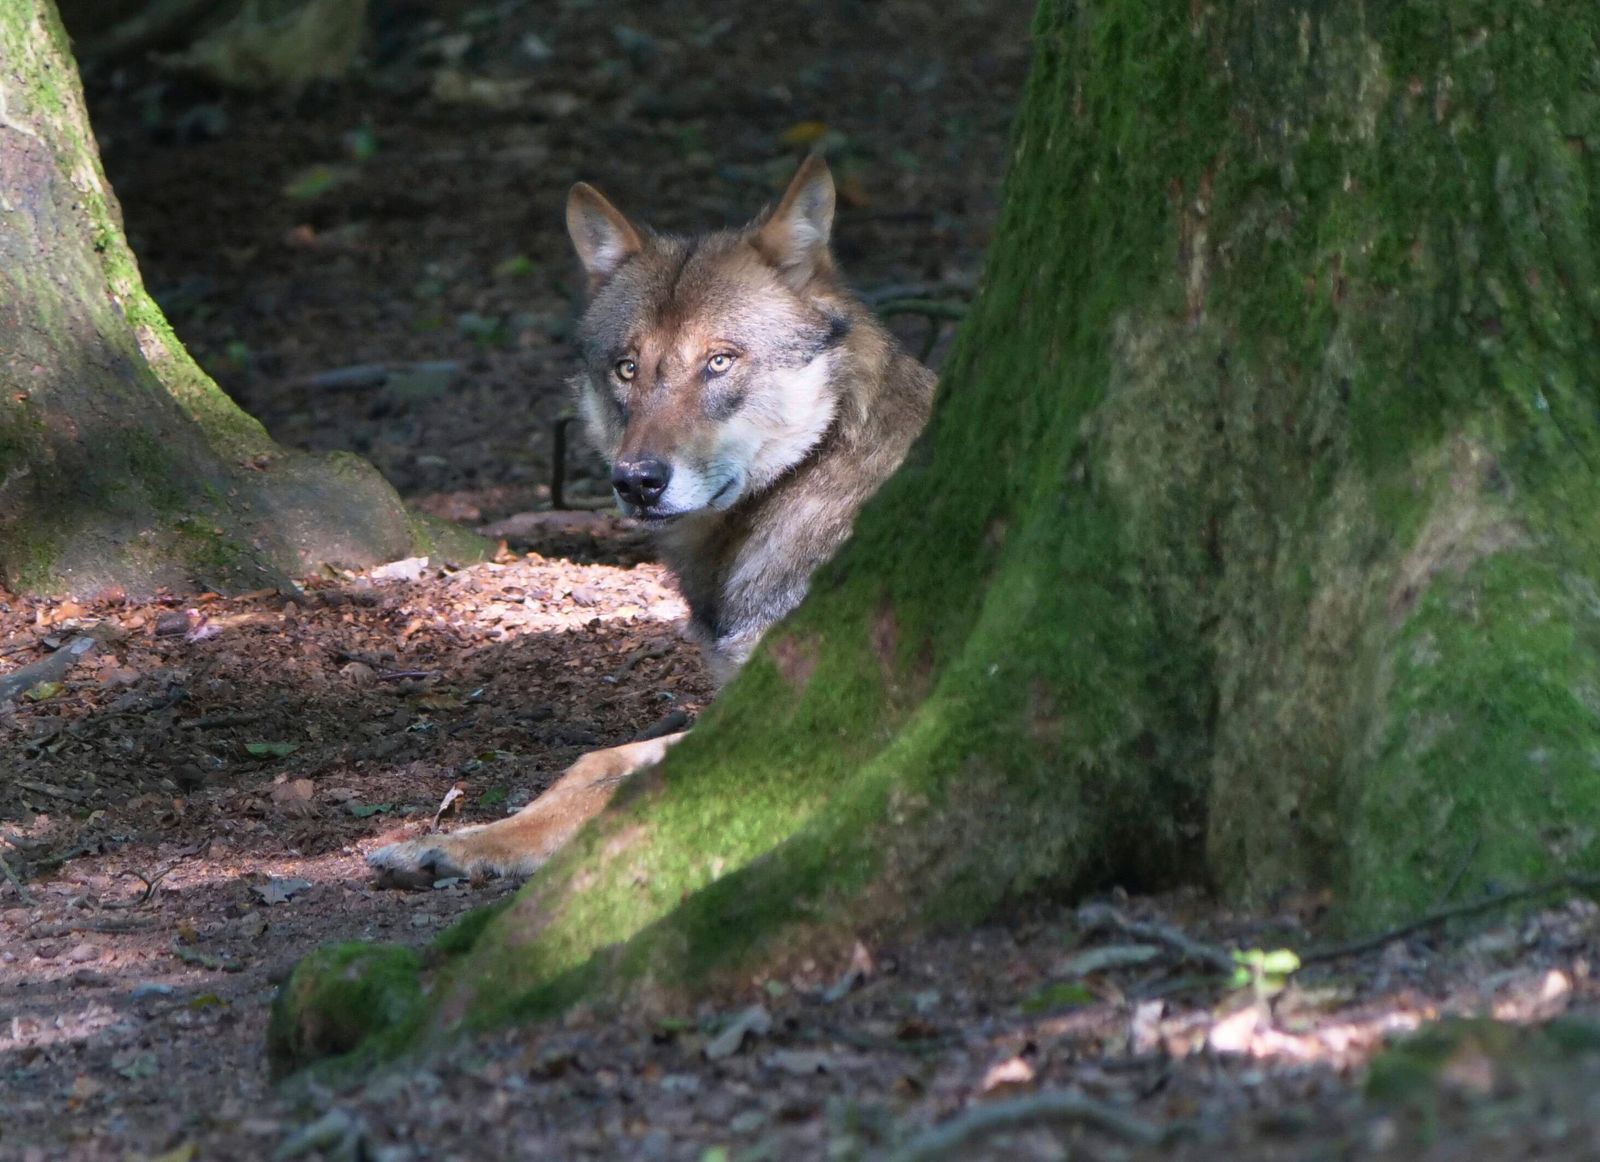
[276,0,1600,1062]
[0,0,446,596]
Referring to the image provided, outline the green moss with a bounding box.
[1347,548,1600,923]
[6,532,63,594]
[407,511,494,565]
[267,943,426,1079]
[431,898,512,957]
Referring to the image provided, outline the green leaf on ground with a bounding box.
[245,741,300,758]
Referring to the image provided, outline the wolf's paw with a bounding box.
[366,838,474,890]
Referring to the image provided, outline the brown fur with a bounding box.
[369,158,934,884]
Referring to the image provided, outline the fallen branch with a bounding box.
[1301,874,1600,965]
[1076,902,1237,975]
[28,916,156,937]
[0,635,96,703]
[886,1090,1183,1162]
[287,359,461,392]
[873,298,969,362]
[181,711,265,730]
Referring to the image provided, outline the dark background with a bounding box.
[68,0,1035,528]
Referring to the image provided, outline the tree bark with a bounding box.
[273,0,1600,1066]
[0,1,457,596]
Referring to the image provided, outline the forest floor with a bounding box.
[6,0,1600,1159]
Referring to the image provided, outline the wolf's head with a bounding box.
[565,157,853,523]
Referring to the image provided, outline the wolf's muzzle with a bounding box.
[612,457,671,510]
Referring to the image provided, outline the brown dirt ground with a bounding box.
[6,1,1600,1159]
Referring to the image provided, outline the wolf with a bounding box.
[368,156,936,886]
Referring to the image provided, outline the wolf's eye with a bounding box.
[614,358,637,381]
[705,353,736,376]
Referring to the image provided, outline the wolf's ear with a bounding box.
[567,183,644,292]
[754,154,836,289]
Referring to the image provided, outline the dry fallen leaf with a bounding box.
[1207,1004,1264,1055]
[252,877,313,907]
[980,1055,1036,1097]
[269,778,317,817]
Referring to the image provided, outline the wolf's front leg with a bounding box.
[367,732,686,888]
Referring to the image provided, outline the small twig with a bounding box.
[376,669,437,682]
[861,279,974,306]
[1301,874,1600,965]
[551,414,573,511]
[796,1024,956,1057]
[1434,837,1481,908]
[886,1090,1183,1162]
[26,843,95,875]
[873,299,968,363]
[28,915,155,937]
[14,777,85,803]
[180,711,264,730]
[872,298,969,321]
[1076,902,1238,975]
[107,866,174,909]
[549,415,614,512]
[103,840,208,909]
[0,849,35,907]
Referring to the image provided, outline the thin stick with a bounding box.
[861,278,975,305]
[1301,874,1600,965]
[873,298,968,322]
[1076,902,1237,974]
[549,415,614,512]
[551,414,572,511]
[886,1090,1182,1162]
[0,850,35,906]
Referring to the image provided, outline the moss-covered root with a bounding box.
[267,944,426,1080]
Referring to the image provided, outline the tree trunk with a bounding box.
[0,1,458,596]
[272,0,1600,1066]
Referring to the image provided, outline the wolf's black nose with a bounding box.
[613,458,671,508]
